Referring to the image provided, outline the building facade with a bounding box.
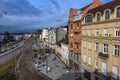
[48,26,68,48]
[81,0,120,80]
[42,29,48,46]
[48,28,57,48]
[68,0,102,74]
[61,43,69,66]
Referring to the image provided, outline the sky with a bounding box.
[0,0,111,32]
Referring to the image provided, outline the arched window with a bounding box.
[85,14,93,23]
[105,10,110,20]
[96,13,101,21]
[117,7,120,17]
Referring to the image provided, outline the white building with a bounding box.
[48,28,56,48]
[42,29,48,46]
[61,43,69,66]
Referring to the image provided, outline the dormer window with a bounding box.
[85,14,93,23]
[117,7,120,17]
[105,10,110,20]
[97,13,101,21]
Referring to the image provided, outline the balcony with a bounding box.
[98,52,109,59]
[74,35,81,41]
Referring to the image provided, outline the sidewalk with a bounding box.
[33,50,80,80]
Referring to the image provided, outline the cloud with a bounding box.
[0,0,112,32]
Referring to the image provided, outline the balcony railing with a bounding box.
[98,52,109,59]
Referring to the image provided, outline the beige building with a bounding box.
[81,0,120,80]
[42,29,48,46]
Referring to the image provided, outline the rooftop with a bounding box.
[87,0,120,15]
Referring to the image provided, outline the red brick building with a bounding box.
[68,0,102,75]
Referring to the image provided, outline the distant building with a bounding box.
[48,26,68,48]
[42,29,48,46]
[24,33,31,38]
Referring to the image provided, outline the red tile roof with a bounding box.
[81,3,93,11]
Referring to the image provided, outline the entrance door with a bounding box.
[84,70,91,80]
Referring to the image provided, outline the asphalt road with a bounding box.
[0,38,32,66]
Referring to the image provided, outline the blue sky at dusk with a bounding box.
[0,0,111,32]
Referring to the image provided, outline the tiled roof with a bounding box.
[87,0,120,15]
[81,3,92,11]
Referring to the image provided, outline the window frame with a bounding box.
[112,66,118,79]
[102,62,107,75]
[84,55,86,62]
[116,7,120,17]
[103,44,108,54]
[115,27,120,36]
[95,42,99,52]
[96,29,99,36]
[96,12,101,21]
[95,60,98,68]
[88,57,92,65]
[104,28,108,36]
[113,45,119,56]
[85,14,93,23]
[105,10,110,20]
[89,42,92,49]
[84,41,86,48]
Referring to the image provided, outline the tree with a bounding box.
[3,31,16,44]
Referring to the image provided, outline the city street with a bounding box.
[33,42,81,80]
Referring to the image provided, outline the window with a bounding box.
[83,30,86,36]
[102,62,107,75]
[84,42,86,48]
[113,45,119,56]
[103,44,108,54]
[117,7,120,17]
[70,24,73,29]
[95,43,99,52]
[97,13,101,21]
[89,29,92,36]
[104,28,108,36]
[89,42,92,49]
[88,57,92,65]
[84,55,86,62]
[85,14,93,23]
[75,42,79,49]
[112,66,118,79]
[96,29,99,36]
[76,23,79,29]
[105,10,110,20]
[71,43,73,48]
[77,23,79,27]
[95,60,98,68]
[115,28,120,36]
